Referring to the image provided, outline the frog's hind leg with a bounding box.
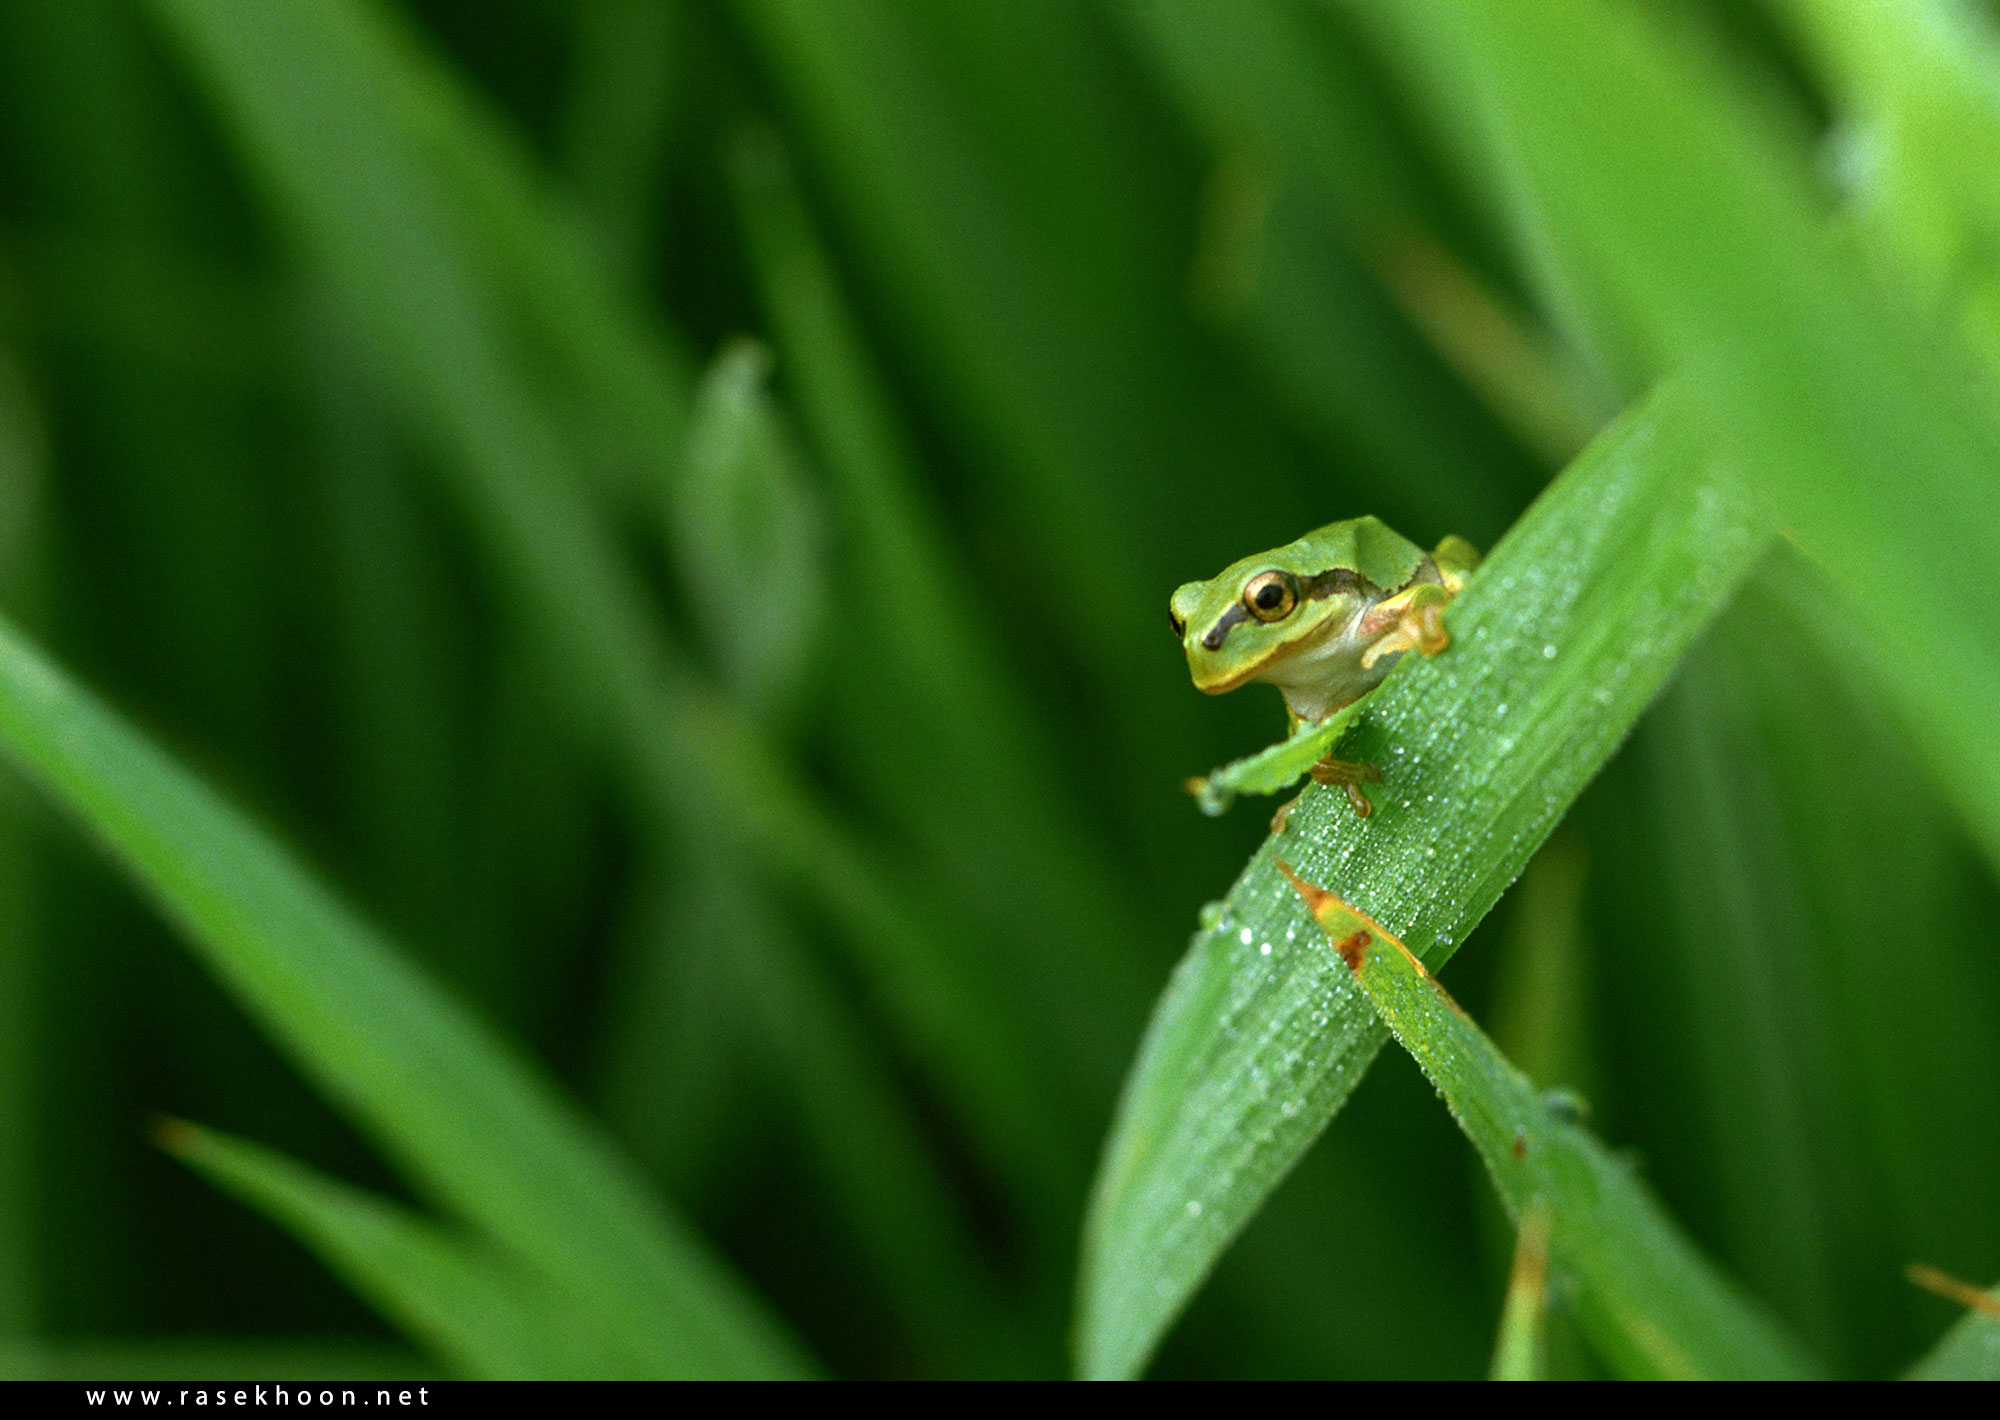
[1359,581,1454,670]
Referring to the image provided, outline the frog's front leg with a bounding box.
[1309,754,1381,818]
[1271,752,1382,830]
[1358,581,1455,670]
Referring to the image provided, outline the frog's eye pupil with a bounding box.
[1255,583,1284,610]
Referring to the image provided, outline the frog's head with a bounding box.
[1169,541,1371,698]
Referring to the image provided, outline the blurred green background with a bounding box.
[0,0,1996,1380]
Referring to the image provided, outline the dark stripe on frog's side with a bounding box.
[1303,566,1367,601]
[1199,562,1435,652]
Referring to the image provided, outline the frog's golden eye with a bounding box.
[1168,607,1187,639]
[1242,570,1297,623]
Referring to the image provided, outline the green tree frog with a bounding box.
[1170,517,1478,822]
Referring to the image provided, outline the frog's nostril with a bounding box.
[1202,628,1225,651]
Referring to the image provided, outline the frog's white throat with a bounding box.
[1256,606,1402,725]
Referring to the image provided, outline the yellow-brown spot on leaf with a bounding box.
[1907,1263,2000,1318]
[1273,858,1336,918]
[149,1115,200,1155]
[1276,860,1402,975]
[1506,1200,1554,1317]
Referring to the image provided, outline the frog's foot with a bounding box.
[1271,794,1300,835]
[1309,756,1381,818]
[1359,582,1453,670]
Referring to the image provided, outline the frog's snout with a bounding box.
[1168,583,1204,647]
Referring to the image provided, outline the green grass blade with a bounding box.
[1611,562,2000,1373]
[1777,0,2000,379]
[1905,1276,2000,1379]
[0,342,43,1340]
[305,364,504,1009]
[558,0,680,286]
[1111,0,1548,532]
[724,127,1155,1099]
[590,862,753,1200]
[1076,381,1774,1379]
[603,834,1032,1375]
[653,353,1023,1357]
[0,611,814,1378]
[137,0,690,506]
[142,0,1077,1213]
[711,853,1038,1375]
[1376,0,2000,875]
[674,339,827,718]
[8,232,288,392]
[1487,1204,1552,1381]
[1484,832,1594,1104]
[728,0,1304,785]
[0,1339,432,1382]
[0,780,37,1338]
[1281,868,1820,1378]
[157,1121,641,1380]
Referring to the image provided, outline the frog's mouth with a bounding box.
[1187,615,1342,696]
[1190,661,1257,695]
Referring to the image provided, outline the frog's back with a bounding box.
[1289,516,1428,593]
